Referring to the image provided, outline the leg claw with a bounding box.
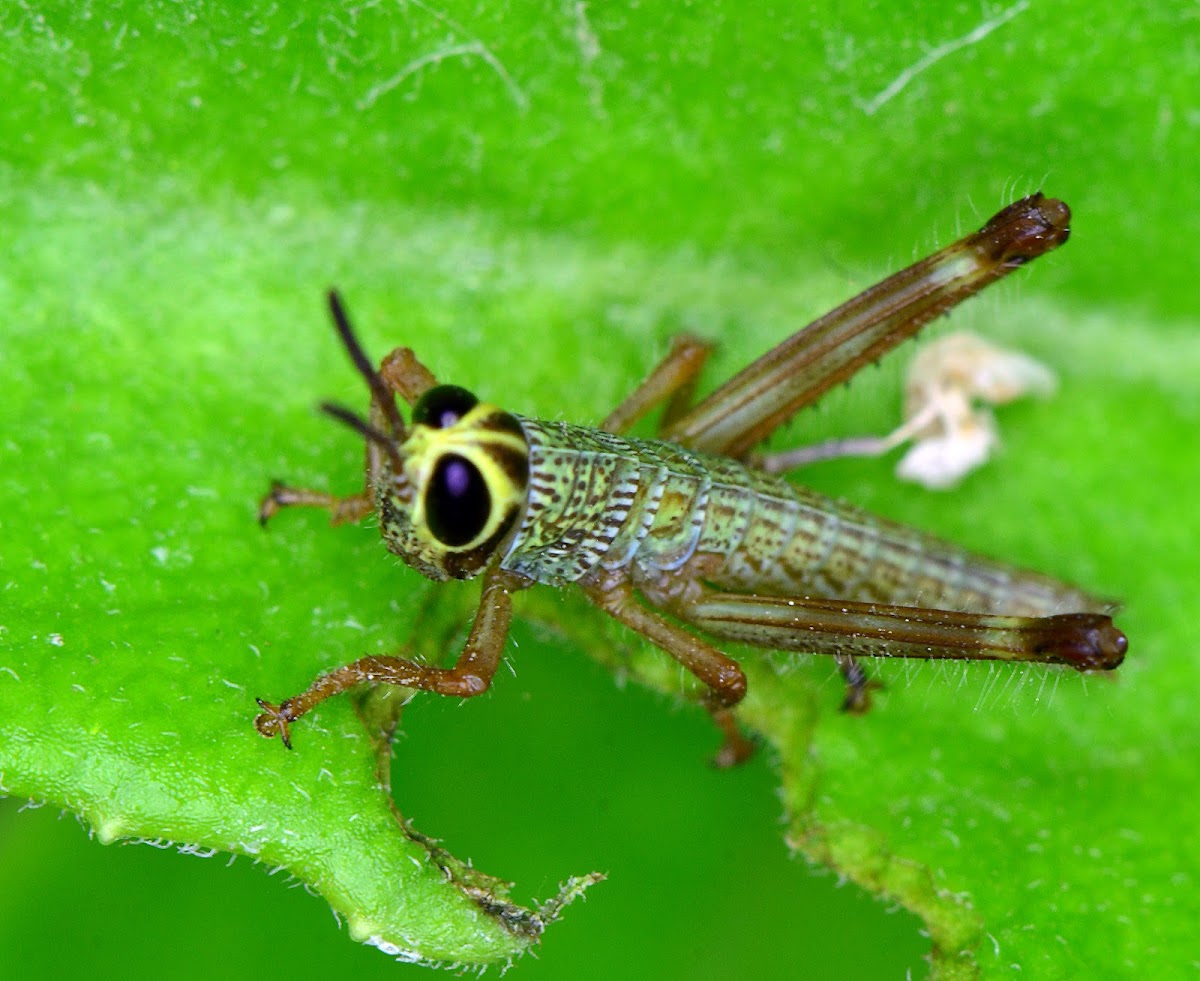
[254,696,294,750]
[710,730,756,769]
[840,678,884,715]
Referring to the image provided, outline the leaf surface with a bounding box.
[1,1,1196,974]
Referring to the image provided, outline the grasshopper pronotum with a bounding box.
[255,194,1126,765]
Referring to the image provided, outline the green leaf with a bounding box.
[1,1,1195,975]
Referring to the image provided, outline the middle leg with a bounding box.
[581,578,755,767]
[601,334,714,436]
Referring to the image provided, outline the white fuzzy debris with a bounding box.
[895,331,1056,489]
[755,331,1055,482]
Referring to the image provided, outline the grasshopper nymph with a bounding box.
[255,195,1127,765]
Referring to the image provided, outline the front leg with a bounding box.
[255,565,530,748]
[258,292,442,527]
[258,480,374,526]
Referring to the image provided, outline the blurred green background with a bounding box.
[1,1,1197,977]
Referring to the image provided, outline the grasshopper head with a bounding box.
[375,385,529,582]
[315,292,530,582]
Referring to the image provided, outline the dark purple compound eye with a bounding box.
[425,453,491,547]
[412,385,479,430]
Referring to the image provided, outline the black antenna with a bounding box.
[319,401,405,476]
[326,290,407,439]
